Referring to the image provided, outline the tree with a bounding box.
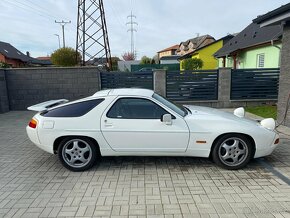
[0,62,10,68]
[122,52,136,61]
[152,54,159,64]
[181,58,203,70]
[140,56,151,65]
[51,47,81,67]
[111,56,120,71]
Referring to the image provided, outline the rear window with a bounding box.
[41,99,104,117]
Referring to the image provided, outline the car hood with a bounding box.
[183,105,258,125]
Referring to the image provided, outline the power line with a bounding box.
[4,0,77,32]
[126,11,138,55]
[13,0,56,19]
[22,0,78,29]
[23,0,57,16]
[107,3,125,27]
[2,0,52,20]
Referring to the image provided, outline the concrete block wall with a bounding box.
[277,24,290,127]
[5,67,101,110]
[0,70,9,113]
[0,66,280,114]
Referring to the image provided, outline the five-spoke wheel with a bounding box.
[212,134,254,170]
[58,137,98,171]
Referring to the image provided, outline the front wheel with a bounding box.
[212,134,254,170]
[58,137,98,171]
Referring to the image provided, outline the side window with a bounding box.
[41,99,104,117]
[257,53,265,68]
[107,98,169,119]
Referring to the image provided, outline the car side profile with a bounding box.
[26,88,279,171]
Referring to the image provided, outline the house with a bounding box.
[0,41,30,67]
[34,56,52,66]
[253,2,290,127]
[214,23,282,69]
[160,55,180,65]
[157,44,179,60]
[179,35,234,70]
[177,35,215,56]
[0,41,51,68]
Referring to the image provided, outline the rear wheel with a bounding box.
[212,134,254,170]
[58,137,98,171]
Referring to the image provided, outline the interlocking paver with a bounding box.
[0,111,290,217]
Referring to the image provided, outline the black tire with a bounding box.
[212,134,254,170]
[58,137,98,171]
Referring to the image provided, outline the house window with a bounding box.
[257,53,265,68]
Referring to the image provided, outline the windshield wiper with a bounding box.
[183,106,192,115]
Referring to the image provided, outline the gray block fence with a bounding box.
[0,67,278,116]
[0,67,100,111]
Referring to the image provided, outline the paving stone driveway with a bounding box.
[0,111,290,218]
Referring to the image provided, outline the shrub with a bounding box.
[182,58,203,70]
[0,62,10,68]
[51,47,81,67]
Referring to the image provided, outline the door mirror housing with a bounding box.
[161,114,172,125]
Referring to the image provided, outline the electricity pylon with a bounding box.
[76,0,112,69]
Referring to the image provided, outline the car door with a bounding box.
[100,97,190,153]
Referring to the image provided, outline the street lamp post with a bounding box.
[54,34,61,49]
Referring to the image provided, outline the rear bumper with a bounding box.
[26,126,54,154]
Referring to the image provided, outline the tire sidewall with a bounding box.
[58,137,98,172]
[212,134,254,170]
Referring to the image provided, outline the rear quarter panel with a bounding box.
[36,96,117,154]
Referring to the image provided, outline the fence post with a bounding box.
[153,69,167,97]
[218,68,232,108]
[0,69,9,113]
[97,71,102,91]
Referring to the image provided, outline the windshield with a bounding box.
[152,93,187,117]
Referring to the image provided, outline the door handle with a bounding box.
[105,123,113,127]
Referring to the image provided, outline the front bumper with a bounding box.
[254,133,279,158]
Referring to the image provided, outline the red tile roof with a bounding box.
[37,56,51,61]
[157,44,180,53]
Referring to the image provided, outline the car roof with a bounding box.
[92,88,155,97]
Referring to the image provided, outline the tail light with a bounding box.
[28,119,37,129]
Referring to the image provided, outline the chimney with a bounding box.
[26,51,30,57]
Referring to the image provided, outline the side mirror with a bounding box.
[161,114,172,125]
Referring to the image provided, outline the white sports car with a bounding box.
[26,88,279,171]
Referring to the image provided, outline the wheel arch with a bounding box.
[53,135,101,155]
[209,132,256,159]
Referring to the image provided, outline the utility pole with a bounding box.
[76,0,112,69]
[55,20,71,48]
[54,34,61,49]
[126,11,138,56]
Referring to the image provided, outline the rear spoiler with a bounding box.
[27,99,69,112]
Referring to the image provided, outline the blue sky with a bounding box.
[0,0,289,59]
